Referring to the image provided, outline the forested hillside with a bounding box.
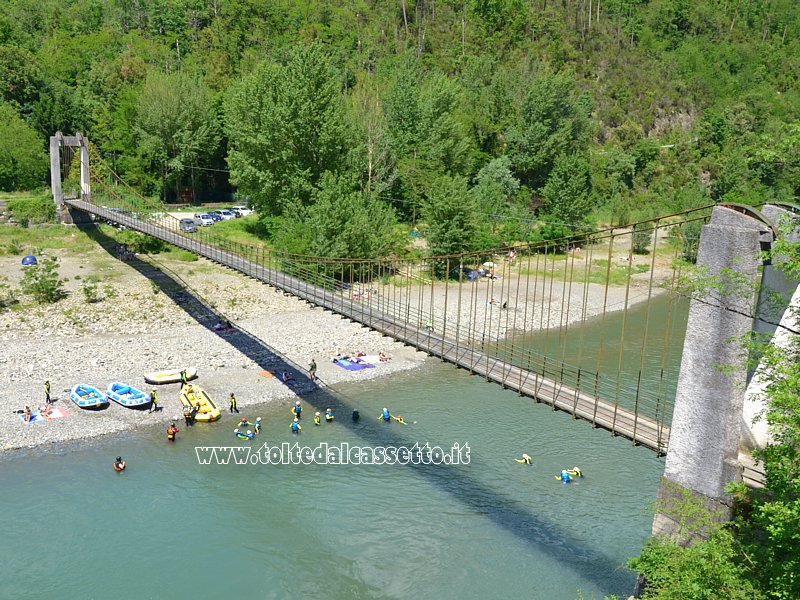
[1,0,799,256]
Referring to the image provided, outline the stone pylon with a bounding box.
[653,205,772,538]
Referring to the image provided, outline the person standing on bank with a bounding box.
[230,393,239,413]
[308,358,317,382]
[44,380,51,404]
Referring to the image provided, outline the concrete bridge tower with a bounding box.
[49,132,92,224]
[654,204,800,537]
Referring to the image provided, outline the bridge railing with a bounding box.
[85,167,707,442]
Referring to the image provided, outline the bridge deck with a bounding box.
[69,199,672,453]
[68,200,768,483]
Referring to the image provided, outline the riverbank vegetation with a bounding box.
[1,0,799,263]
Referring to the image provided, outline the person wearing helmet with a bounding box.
[234,428,249,440]
[167,422,179,441]
[515,453,532,465]
[245,430,254,440]
[567,466,582,478]
[380,408,391,422]
[325,408,334,422]
[291,418,301,433]
[292,400,302,419]
[314,412,321,426]
[113,456,126,472]
[254,417,262,434]
[352,409,360,422]
[239,417,251,429]
[560,469,572,483]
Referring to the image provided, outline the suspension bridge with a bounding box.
[51,134,793,493]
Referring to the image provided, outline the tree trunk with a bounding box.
[401,0,409,37]
[617,0,622,49]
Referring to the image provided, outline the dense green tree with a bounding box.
[423,175,480,260]
[0,45,42,114]
[539,153,594,230]
[0,103,48,191]
[225,41,346,215]
[135,69,220,200]
[304,173,401,260]
[507,71,592,190]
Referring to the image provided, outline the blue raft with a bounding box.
[70,384,109,409]
[106,382,149,408]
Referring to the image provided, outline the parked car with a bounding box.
[206,212,223,222]
[194,213,215,226]
[212,209,237,221]
[179,218,198,233]
[229,205,254,217]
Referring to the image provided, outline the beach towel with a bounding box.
[18,412,45,424]
[333,358,373,372]
[360,355,381,366]
[46,406,69,420]
[17,406,69,423]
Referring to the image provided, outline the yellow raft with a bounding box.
[180,384,221,423]
[144,367,198,385]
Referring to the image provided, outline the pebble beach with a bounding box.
[0,250,428,453]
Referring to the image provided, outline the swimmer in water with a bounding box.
[515,453,532,465]
[114,456,126,471]
[314,412,321,426]
[325,408,334,422]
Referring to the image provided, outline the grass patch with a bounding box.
[165,248,199,262]
[206,216,270,250]
[0,223,105,254]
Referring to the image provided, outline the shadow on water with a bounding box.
[80,223,636,594]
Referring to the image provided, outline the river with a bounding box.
[0,297,688,599]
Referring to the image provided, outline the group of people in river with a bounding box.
[515,453,583,483]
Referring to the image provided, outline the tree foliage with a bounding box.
[0,103,48,191]
[225,41,346,216]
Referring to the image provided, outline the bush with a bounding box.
[632,222,652,255]
[116,230,167,254]
[7,193,56,226]
[81,280,101,303]
[19,256,66,304]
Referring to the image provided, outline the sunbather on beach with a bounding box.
[23,406,32,422]
[40,405,53,418]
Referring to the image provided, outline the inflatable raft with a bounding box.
[70,384,109,409]
[143,367,198,385]
[107,382,149,408]
[179,384,221,422]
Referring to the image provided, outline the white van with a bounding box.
[230,205,253,217]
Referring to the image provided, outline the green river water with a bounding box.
[0,296,688,600]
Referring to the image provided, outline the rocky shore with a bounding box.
[0,250,427,454]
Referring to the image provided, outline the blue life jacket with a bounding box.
[235,432,248,440]
[326,410,334,421]
[382,409,391,421]
[254,422,261,433]
[293,405,302,416]
[246,432,254,440]
[291,422,300,432]
[561,472,571,483]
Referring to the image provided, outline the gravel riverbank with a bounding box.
[0,251,427,454]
